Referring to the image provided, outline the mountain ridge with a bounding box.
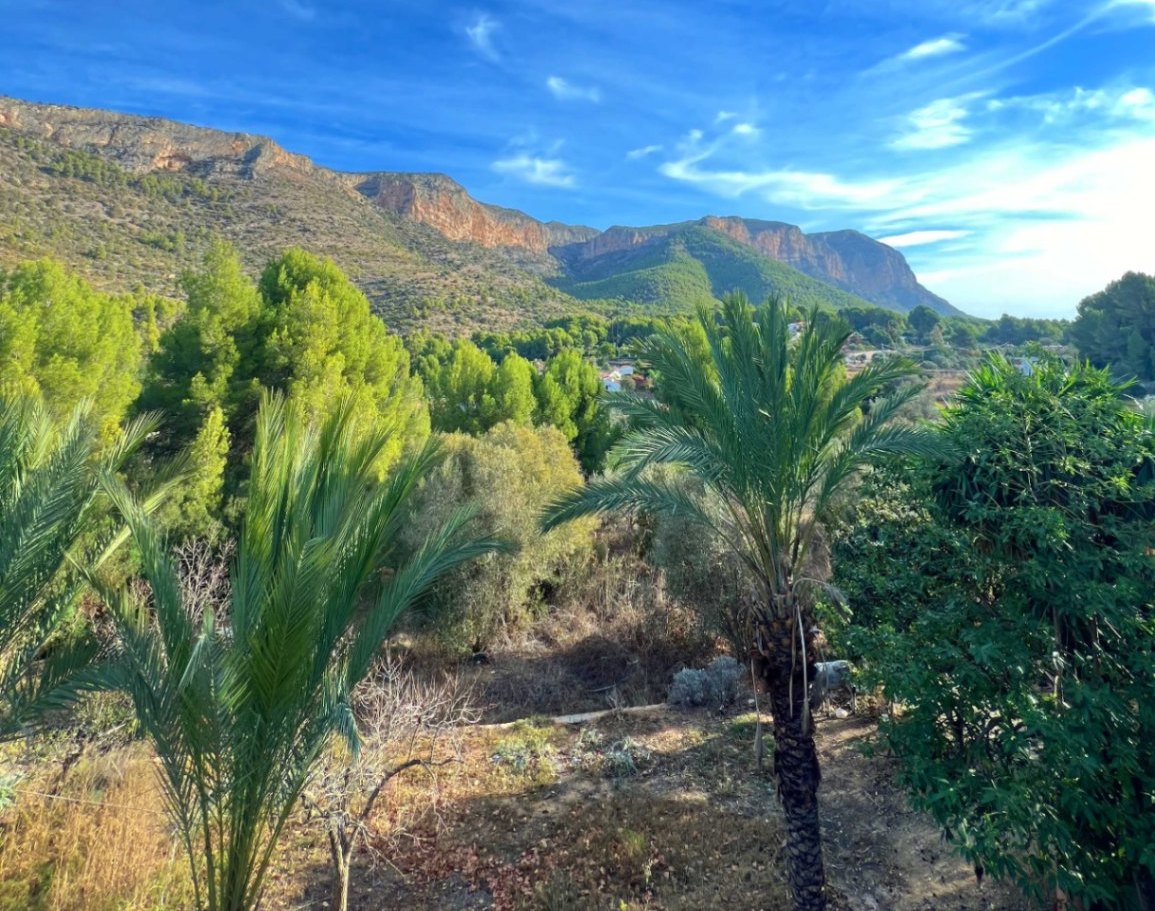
[0,94,960,323]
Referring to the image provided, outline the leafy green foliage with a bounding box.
[0,260,143,437]
[982,312,1069,347]
[407,422,595,649]
[1070,271,1155,384]
[138,244,430,533]
[905,305,940,343]
[96,395,505,911]
[0,394,156,740]
[412,335,535,434]
[543,293,934,910]
[535,349,615,473]
[847,356,1155,908]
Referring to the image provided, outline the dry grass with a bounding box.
[0,745,193,911]
[0,709,1030,911]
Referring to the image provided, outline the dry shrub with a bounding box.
[477,530,719,720]
[0,746,193,911]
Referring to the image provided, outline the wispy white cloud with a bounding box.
[731,122,760,137]
[465,13,500,62]
[546,75,601,102]
[1109,0,1155,23]
[714,110,737,124]
[990,84,1155,123]
[878,229,970,247]
[277,0,316,21]
[626,144,663,160]
[891,97,975,150]
[897,34,967,62]
[493,152,576,187]
[659,156,899,209]
[654,77,1155,316]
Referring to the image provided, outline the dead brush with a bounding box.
[0,746,193,911]
[300,653,478,911]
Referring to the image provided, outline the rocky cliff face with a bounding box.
[702,217,953,313]
[350,172,597,253]
[556,215,955,315]
[0,96,317,180]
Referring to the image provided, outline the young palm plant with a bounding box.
[0,393,158,740]
[96,395,507,911]
[543,294,938,911]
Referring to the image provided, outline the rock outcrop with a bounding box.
[350,172,597,253]
[0,96,316,180]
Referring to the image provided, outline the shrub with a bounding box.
[668,656,741,709]
[407,422,596,650]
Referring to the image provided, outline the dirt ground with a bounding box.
[266,707,1031,911]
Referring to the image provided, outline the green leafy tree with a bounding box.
[408,421,594,649]
[139,245,429,533]
[534,349,614,472]
[0,394,157,739]
[97,395,505,911]
[138,240,262,448]
[0,260,142,437]
[543,294,933,911]
[491,352,536,427]
[257,250,429,469]
[851,356,1155,909]
[906,304,941,344]
[1070,272,1155,383]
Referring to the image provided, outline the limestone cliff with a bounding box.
[350,172,597,253]
[0,96,317,180]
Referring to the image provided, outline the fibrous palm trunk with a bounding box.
[760,612,827,911]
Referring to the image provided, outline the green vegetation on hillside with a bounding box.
[557,226,873,314]
[0,127,580,334]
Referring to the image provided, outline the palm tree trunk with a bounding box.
[762,614,827,911]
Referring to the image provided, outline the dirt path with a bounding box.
[817,716,1028,911]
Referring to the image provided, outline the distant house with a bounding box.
[603,379,621,393]
[789,321,805,337]
[1011,357,1037,376]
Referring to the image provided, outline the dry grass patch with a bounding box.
[0,745,193,911]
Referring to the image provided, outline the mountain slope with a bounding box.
[0,95,960,329]
[0,97,579,333]
[552,217,958,315]
[555,225,874,313]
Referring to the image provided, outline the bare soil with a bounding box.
[268,707,1031,911]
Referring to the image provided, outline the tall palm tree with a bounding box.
[543,294,938,910]
[96,394,506,911]
[0,393,158,740]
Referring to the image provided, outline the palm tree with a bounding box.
[96,394,506,911]
[0,393,158,740]
[543,294,937,910]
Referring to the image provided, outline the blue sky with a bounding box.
[2,0,1154,318]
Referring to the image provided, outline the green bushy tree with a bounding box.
[407,421,595,649]
[0,260,142,437]
[138,244,429,536]
[849,356,1155,909]
[1071,271,1155,384]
